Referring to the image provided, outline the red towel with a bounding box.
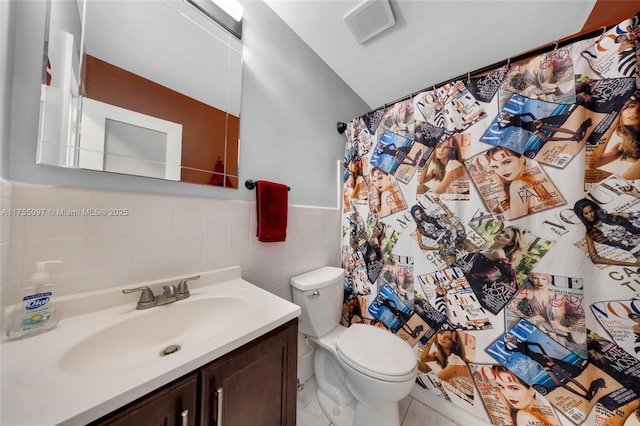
[209,160,232,187]
[209,160,224,186]
[256,180,288,242]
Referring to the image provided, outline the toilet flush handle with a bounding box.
[307,290,320,299]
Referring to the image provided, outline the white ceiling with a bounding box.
[262,0,597,110]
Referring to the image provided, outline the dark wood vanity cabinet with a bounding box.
[200,318,298,426]
[91,319,298,426]
[91,373,199,426]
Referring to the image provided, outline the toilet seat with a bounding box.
[335,324,416,382]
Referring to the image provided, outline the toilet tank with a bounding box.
[290,267,344,337]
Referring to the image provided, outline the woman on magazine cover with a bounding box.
[373,294,411,324]
[344,157,368,201]
[586,97,640,180]
[375,141,421,167]
[418,330,474,400]
[362,221,388,283]
[379,256,413,306]
[342,292,365,326]
[417,136,467,196]
[498,111,591,144]
[410,204,456,265]
[463,225,524,302]
[368,167,405,217]
[508,52,574,103]
[510,273,573,346]
[491,365,559,426]
[503,335,604,401]
[573,186,640,267]
[342,250,370,296]
[484,147,559,219]
[380,101,413,135]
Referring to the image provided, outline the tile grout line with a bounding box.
[400,398,412,425]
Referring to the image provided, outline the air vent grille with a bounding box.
[344,0,395,44]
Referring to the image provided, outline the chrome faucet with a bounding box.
[122,275,200,309]
[156,285,178,306]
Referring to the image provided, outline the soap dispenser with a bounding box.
[7,260,62,339]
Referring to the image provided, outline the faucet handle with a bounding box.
[176,275,200,300]
[122,286,155,309]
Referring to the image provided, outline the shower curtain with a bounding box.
[340,15,640,426]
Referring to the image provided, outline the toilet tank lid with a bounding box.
[290,266,344,290]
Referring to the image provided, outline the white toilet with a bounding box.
[291,266,417,426]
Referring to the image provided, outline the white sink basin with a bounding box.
[2,267,301,426]
[59,296,247,375]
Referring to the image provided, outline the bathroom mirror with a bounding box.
[36,0,243,188]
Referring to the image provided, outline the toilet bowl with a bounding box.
[291,267,417,426]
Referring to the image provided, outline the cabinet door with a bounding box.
[200,319,297,426]
[90,372,198,426]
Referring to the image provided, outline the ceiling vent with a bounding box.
[344,0,395,44]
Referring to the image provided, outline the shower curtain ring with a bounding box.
[551,41,558,53]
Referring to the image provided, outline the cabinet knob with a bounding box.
[181,409,189,426]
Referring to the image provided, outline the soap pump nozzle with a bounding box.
[30,260,62,290]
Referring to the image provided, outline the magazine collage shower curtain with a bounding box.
[341,15,640,426]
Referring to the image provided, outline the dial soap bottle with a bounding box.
[7,261,61,339]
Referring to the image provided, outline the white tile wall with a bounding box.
[0,179,13,315]
[2,182,341,314]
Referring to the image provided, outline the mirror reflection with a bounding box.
[37,0,243,188]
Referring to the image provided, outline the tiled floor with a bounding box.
[296,376,461,426]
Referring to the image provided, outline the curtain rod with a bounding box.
[369,17,633,114]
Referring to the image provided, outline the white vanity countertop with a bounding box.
[1,266,301,426]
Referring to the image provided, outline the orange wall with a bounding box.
[83,55,239,187]
[579,1,639,35]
